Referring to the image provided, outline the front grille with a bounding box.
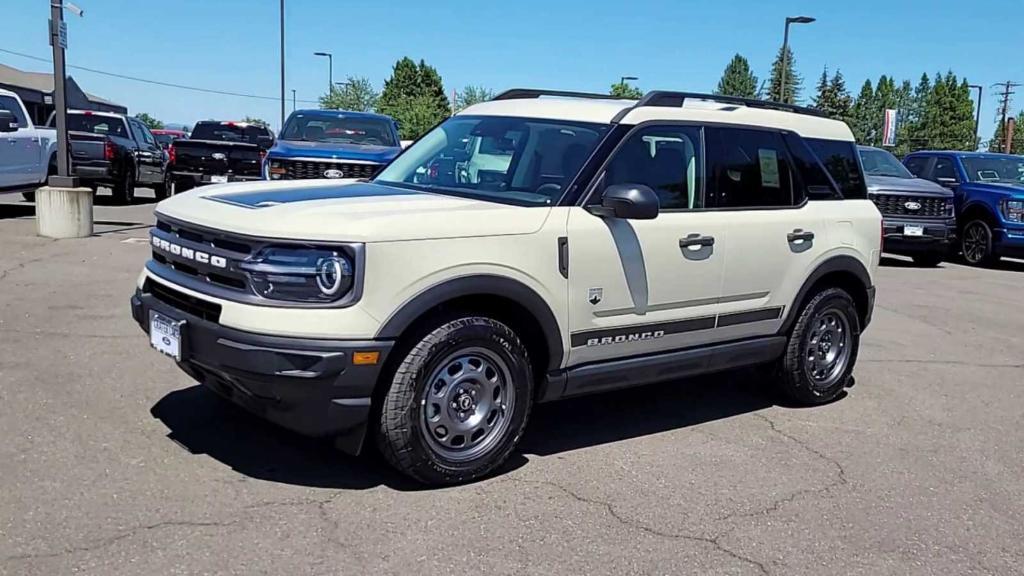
[871,194,948,218]
[144,279,222,322]
[276,158,381,180]
[151,219,253,293]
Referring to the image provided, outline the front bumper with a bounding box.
[994,226,1024,258]
[71,164,114,184]
[131,289,392,454]
[882,217,956,255]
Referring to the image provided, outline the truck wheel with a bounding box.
[912,253,943,267]
[377,316,533,485]
[775,287,860,405]
[961,219,999,266]
[112,168,136,205]
[153,173,171,200]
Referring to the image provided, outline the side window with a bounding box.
[933,157,957,181]
[706,127,795,208]
[601,125,704,210]
[804,138,867,199]
[0,96,28,128]
[139,124,157,147]
[784,133,838,201]
[903,156,929,177]
[127,120,145,144]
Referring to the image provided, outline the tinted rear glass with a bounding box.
[805,138,867,199]
[190,123,269,145]
[64,114,127,138]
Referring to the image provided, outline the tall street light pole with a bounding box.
[314,52,333,94]
[48,0,83,188]
[279,0,285,130]
[291,89,296,112]
[968,84,983,150]
[620,75,638,86]
[779,15,815,104]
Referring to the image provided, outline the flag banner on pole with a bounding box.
[882,109,898,147]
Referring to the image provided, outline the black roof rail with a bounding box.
[492,88,633,101]
[635,91,828,118]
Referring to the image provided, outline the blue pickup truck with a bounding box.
[903,151,1024,266]
[265,109,402,181]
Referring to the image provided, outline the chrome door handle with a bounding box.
[788,229,815,243]
[680,234,715,248]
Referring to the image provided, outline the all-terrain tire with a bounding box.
[775,287,860,405]
[376,316,533,485]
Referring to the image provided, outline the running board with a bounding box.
[541,336,786,401]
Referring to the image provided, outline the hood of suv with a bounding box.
[961,181,1024,198]
[267,139,401,164]
[155,180,551,242]
[865,175,952,197]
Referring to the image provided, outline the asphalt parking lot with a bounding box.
[1,189,1023,576]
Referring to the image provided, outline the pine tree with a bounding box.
[917,72,976,151]
[828,69,853,121]
[848,80,876,144]
[768,45,802,104]
[715,54,758,98]
[901,73,932,152]
[376,57,451,140]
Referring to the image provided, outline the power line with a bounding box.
[0,47,321,104]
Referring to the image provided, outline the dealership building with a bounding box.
[0,62,126,125]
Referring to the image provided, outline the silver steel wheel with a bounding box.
[962,221,989,264]
[420,347,516,462]
[804,309,851,388]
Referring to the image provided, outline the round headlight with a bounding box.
[316,256,351,296]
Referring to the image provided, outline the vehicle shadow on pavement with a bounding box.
[150,371,797,489]
[520,370,776,456]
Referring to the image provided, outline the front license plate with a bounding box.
[904,225,924,237]
[150,311,184,361]
[210,175,229,184]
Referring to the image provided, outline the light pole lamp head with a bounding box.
[314,51,330,57]
[63,2,85,17]
[786,16,815,24]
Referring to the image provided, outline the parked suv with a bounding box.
[858,146,955,266]
[131,89,879,485]
[904,151,1024,265]
[265,109,402,181]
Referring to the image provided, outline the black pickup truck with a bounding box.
[169,121,274,193]
[50,111,169,203]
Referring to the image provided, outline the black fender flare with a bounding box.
[375,275,565,372]
[779,255,872,334]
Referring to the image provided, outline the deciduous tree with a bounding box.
[376,57,451,139]
[134,112,163,130]
[320,76,379,113]
[455,85,495,112]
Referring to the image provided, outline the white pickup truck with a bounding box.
[0,88,56,199]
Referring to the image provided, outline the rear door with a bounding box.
[127,119,160,183]
[706,126,831,340]
[567,123,730,367]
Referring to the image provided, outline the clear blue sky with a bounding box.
[3,0,1022,138]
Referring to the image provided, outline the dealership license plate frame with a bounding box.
[210,175,229,184]
[149,310,185,361]
[904,225,924,237]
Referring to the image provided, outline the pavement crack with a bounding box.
[507,478,769,575]
[1,519,236,563]
[0,254,51,286]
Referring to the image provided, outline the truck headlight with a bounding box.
[268,160,286,180]
[240,247,354,303]
[1003,200,1024,223]
[946,199,955,217]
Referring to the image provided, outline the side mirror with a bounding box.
[590,184,660,219]
[936,177,959,188]
[0,110,17,133]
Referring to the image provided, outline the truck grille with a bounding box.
[276,158,381,180]
[871,194,948,218]
[151,219,253,293]
[144,278,222,323]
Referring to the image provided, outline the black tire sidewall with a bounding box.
[114,167,135,204]
[378,317,533,484]
[962,219,993,265]
[780,288,860,405]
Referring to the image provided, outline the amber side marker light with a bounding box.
[353,351,380,365]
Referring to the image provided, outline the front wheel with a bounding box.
[961,219,998,266]
[376,316,533,485]
[775,288,860,405]
[112,167,136,205]
[153,172,171,200]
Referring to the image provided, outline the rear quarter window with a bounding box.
[805,138,867,199]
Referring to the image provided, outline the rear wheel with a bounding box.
[112,166,136,205]
[174,178,194,194]
[961,219,998,266]
[912,253,943,267]
[376,316,533,485]
[153,172,171,200]
[775,287,860,405]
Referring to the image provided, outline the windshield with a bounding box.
[64,113,127,137]
[190,123,270,147]
[374,115,609,206]
[281,113,396,147]
[961,156,1024,184]
[859,148,913,178]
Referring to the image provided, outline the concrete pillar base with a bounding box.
[36,186,94,239]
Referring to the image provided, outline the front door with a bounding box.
[0,94,34,188]
[567,124,728,366]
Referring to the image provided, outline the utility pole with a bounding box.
[968,84,982,151]
[48,0,82,188]
[279,0,285,129]
[779,16,815,103]
[291,89,296,113]
[994,80,1020,152]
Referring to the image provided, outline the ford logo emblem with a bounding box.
[904,201,922,210]
[211,152,227,161]
[323,169,345,179]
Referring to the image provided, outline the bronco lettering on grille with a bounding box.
[152,237,228,269]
